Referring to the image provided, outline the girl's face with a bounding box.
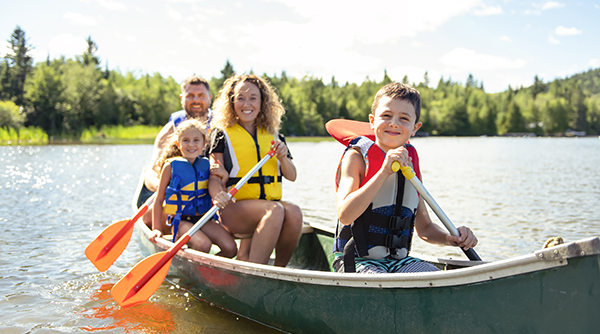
[176,127,205,162]
[233,81,261,128]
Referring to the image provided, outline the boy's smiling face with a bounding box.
[369,96,422,152]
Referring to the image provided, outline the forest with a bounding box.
[1,26,600,141]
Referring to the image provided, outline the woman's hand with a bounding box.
[213,190,235,209]
[271,139,289,160]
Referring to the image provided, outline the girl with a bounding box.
[208,74,303,266]
[151,119,237,258]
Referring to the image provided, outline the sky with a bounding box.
[1,0,599,93]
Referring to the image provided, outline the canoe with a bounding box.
[132,208,600,333]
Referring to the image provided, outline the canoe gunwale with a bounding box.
[136,219,599,289]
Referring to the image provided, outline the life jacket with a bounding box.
[221,123,282,201]
[333,136,420,272]
[169,109,213,131]
[163,156,211,241]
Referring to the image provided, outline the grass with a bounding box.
[80,125,162,144]
[0,127,49,145]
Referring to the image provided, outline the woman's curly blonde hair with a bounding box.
[210,74,285,135]
[153,118,206,173]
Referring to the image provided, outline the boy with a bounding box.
[334,83,477,273]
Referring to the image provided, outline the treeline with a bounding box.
[1,26,600,140]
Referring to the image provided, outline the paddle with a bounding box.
[393,161,482,261]
[86,193,157,272]
[111,149,277,307]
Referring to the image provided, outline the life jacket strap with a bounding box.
[226,175,282,187]
[343,238,357,273]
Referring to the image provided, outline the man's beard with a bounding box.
[186,105,207,119]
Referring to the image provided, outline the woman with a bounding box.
[208,74,303,266]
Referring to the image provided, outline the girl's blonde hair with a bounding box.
[210,74,285,135]
[153,119,206,173]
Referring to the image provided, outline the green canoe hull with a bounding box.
[135,220,600,333]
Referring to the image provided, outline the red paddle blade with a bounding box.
[111,252,172,307]
[325,119,375,146]
[85,219,135,272]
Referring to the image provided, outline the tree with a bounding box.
[211,60,235,96]
[382,70,392,84]
[569,83,587,132]
[402,75,409,85]
[423,71,430,87]
[0,100,24,131]
[0,59,11,100]
[5,26,34,106]
[531,75,545,98]
[498,100,525,134]
[23,61,65,137]
[80,36,100,67]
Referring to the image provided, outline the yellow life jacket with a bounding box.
[223,123,282,201]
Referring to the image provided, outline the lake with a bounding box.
[1,136,599,333]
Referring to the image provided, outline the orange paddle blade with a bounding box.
[325,119,375,146]
[111,252,172,307]
[85,219,136,272]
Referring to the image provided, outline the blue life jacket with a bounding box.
[163,157,211,241]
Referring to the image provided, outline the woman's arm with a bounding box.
[272,139,297,181]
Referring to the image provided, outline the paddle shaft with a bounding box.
[95,193,156,262]
[123,149,276,301]
[400,165,482,261]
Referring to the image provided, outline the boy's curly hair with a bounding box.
[372,83,421,122]
[210,74,285,135]
[153,118,206,173]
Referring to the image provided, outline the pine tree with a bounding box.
[5,26,34,106]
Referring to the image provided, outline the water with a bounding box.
[1,137,599,333]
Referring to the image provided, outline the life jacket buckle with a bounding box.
[260,175,275,184]
[388,215,410,231]
[385,234,408,249]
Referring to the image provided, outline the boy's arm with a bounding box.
[413,195,478,249]
[337,149,391,225]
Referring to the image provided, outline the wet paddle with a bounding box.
[394,162,482,261]
[111,149,277,307]
[86,193,157,272]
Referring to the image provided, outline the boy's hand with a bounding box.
[213,190,235,209]
[271,140,289,160]
[446,226,478,250]
[384,147,411,174]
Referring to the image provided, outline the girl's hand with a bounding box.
[149,229,162,242]
[213,190,235,209]
[446,226,478,250]
[383,147,411,174]
[271,140,289,160]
